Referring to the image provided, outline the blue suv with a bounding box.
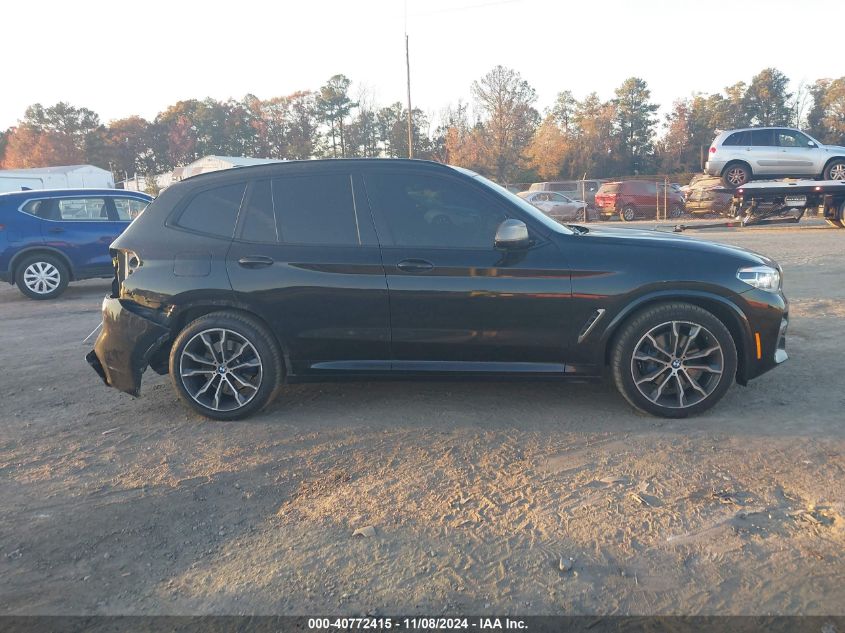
[0,189,153,299]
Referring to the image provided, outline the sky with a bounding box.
[1,0,840,132]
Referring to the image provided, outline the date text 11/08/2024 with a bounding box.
[307,617,527,629]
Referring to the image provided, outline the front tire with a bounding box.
[668,205,685,219]
[611,302,737,418]
[823,159,845,181]
[15,253,69,300]
[169,311,283,420]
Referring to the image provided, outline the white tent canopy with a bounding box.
[0,164,114,193]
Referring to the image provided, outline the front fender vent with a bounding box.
[577,308,606,343]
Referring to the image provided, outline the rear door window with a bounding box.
[750,129,775,146]
[239,180,278,243]
[56,198,109,220]
[272,173,360,245]
[177,183,246,238]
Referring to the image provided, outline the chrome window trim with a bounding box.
[15,194,147,223]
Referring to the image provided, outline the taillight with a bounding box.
[112,249,142,294]
[0,224,5,231]
[124,250,142,276]
[710,147,716,153]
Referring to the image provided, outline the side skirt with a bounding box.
[285,359,603,383]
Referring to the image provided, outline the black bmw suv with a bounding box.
[87,159,788,420]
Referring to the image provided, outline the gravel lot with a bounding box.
[1,221,843,616]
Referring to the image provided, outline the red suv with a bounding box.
[594,181,686,221]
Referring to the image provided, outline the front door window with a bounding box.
[365,172,508,249]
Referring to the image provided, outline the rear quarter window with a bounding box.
[597,184,620,194]
[113,197,149,221]
[20,199,47,217]
[176,183,247,238]
[723,131,751,146]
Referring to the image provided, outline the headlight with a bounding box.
[737,265,780,291]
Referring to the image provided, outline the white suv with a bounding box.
[705,127,845,187]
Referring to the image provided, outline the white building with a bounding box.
[121,172,174,193]
[172,155,281,181]
[0,164,114,193]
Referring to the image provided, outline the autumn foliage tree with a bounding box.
[807,78,845,146]
[470,65,539,182]
[524,116,569,180]
[3,67,843,184]
[2,102,100,168]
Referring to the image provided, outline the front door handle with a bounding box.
[397,258,434,273]
[47,227,65,234]
[238,255,274,269]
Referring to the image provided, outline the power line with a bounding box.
[410,0,522,18]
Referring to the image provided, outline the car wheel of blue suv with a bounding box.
[15,253,70,300]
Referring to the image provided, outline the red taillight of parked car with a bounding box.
[595,193,617,207]
[710,146,716,153]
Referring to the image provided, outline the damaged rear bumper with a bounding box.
[86,296,170,397]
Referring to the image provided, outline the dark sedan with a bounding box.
[87,159,788,420]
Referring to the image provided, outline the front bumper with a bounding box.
[738,289,788,383]
[86,296,170,397]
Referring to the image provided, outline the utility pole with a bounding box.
[405,33,413,159]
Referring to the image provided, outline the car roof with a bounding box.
[178,157,455,185]
[0,188,152,200]
[717,126,806,136]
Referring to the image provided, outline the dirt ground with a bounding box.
[1,220,843,616]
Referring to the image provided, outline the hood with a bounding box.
[574,224,775,267]
[823,144,845,153]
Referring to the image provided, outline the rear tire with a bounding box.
[823,159,845,181]
[14,253,69,300]
[611,302,737,418]
[169,311,283,420]
[722,163,751,188]
[620,205,637,222]
[826,200,845,228]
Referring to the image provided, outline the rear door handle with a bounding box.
[47,227,65,234]
[397,258,434,273]
[238,255,274,269]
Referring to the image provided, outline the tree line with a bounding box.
[1,67,844,189]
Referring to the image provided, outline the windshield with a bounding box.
[450,166,574,235]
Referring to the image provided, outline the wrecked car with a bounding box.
[87,159,788,420]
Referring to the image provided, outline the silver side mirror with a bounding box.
[494,219,530,249]
[808,141,817,147]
